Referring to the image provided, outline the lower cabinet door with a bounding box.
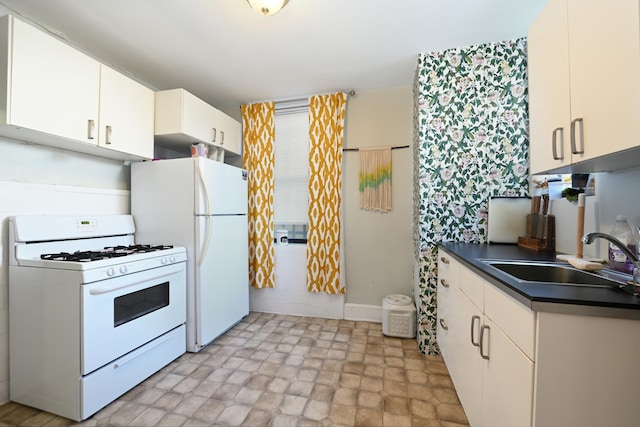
[451,289,482,426]
[481,317,534,427]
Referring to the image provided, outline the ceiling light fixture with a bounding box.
[246,0,289,16]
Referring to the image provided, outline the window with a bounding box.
[273,106,309,242]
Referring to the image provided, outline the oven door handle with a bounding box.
[89,267,184,295]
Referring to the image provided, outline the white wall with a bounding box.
[550,167,640,259]
[342,86,414,307]
[0,137,130,404]
[249,244,344,318]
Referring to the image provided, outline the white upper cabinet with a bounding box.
[528,0,640,174]
[99,66,154,159]
[155,88,242,156]
[7,15,100,145]
[528,0,571,174]
[0,15,154,160]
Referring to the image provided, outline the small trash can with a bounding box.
[382,294,416,338]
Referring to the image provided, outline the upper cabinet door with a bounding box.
[567,0,640,163]
[528,0,572,175]
[98,65,154,159]
[9,17,100,144]
[212,109,242,155]
[528,0,640,174]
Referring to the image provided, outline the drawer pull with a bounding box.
[470,315,480,347]
[105,125,112,145]
[439,318,448,331]
[440,256,450,264]
[87,119,95,140]
[552,127,564,160]
[570,117,584,154]
[480,325,490,360]
[440,279,450,288]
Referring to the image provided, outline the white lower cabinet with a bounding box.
[450,283,534,427]
[439,248,640,427]
[439,249,534,427]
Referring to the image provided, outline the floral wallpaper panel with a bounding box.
[413,38,530,354]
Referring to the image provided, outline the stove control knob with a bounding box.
[107,267,115,277]
[161,257,168,265]
[170,256,176,263]
[119,265,128,274]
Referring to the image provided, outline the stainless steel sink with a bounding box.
[481,260,626,288]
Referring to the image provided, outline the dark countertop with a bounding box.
[439,242,640,319]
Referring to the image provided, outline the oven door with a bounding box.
[81,262,186,375]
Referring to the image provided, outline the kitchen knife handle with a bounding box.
[532,196,541,214]
[570,118,584,154]
[471,315,480,347]
[552,127,564,160]
[542,194,549,216]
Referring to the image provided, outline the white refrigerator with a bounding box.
[131,157,248,352]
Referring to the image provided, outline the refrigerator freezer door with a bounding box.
[194,214,249,349]
[195,157,247,216]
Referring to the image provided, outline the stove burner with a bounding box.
[40,244,175,262]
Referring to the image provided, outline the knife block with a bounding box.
[518,214,555,251]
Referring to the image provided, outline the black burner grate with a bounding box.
[40,245,174,262]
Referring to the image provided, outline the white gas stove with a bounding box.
[8,215,187,421]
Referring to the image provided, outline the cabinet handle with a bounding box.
[87,119,95,140]
[551,127,564,160]
[105,125,112,145]
[440,279,449,288]
[440,256,449,264]
[480,325,490,360]
[439,318,448,331]
[470,315,480,347]
[212,128,217,143]
[220,130,224,145]
[570,118,584,154]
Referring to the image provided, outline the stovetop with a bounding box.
[41,245,175,262]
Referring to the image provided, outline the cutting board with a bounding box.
[487,196,532,243]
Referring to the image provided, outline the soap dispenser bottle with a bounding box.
[608,215,637,274]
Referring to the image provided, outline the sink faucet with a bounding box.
[582,232,640,295]
[582,232,639,262]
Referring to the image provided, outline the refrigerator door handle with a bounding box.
[198,216,212,266]
[196,160,213,266]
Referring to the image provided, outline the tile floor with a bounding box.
[0,312,468,426]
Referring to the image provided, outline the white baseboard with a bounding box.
[343,303,382,323]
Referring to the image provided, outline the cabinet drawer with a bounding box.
[458,262,484,311]
[484,278,535,360]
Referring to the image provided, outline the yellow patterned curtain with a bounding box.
[307,92,347,294]
[241,102,276,289]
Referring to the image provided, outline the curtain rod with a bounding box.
[343,145,410,152]
[275,90,357,112]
